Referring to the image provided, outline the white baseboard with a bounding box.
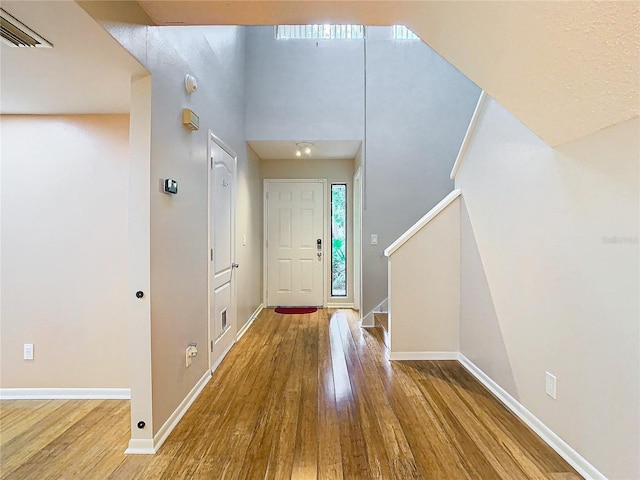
[458,354,606,480]
[129,368,212,455]
[126,339,236,455]
[325,303,355,309]
[0,388,130,400]
[210,341,235,374]
[237,303,263,341]
[388,351,460,361]
[124,438,155,455]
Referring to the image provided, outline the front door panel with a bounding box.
[267,181,324,307]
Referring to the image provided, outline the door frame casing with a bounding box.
[207,131,238,372]
[263,179,328,308]
[353,167,362,312]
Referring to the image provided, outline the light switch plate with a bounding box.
[24,344,34,360]
[545,372,557,399]
[371,234,378,245]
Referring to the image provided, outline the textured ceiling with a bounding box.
[137,0,639,147]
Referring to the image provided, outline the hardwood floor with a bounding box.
[0,309,581,479]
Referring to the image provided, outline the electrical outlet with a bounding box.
[185,344,198,368]
[185,347,192,368]
[545,372,557,399]
[24,344,34,360]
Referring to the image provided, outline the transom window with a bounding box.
[392,25,419,40]
[275,24,364,40]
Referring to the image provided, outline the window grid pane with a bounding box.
[392,25,419,40]
[331,184,347,297]
[276,24,364,40]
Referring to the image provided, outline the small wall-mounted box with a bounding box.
[182,108,199,131]
[163,179,178,195]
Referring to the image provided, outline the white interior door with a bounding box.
[209,134,237,371]
[266,181,325,307]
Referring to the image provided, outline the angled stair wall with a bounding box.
[384,190,461,359]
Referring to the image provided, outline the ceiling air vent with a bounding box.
[0,8,52,48]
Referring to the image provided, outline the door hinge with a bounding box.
[211,340,214,352]
[210,248,213,261]
[210,158,213,169]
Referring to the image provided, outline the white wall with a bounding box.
[237,145,263,327]
[245,26,364,142]
[362,28,480,315]
[457,98,639,479]
[0,115,130,389]
[261,157,355,305]
[144,26,254,433]
[388,197,460,356]
[101,23,263,436]
[245,26,480,317]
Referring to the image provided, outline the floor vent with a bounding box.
[1,8,52,48]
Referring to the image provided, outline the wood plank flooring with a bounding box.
[0,308,581,479]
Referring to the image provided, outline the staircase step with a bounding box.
[374,312,388,331]
[374,312,390,349]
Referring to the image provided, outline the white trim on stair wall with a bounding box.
[0,388,131,400]
[450,90,486,180]
[380,352,606,480]
[457,354,606,480]
[384,190,461,257]
[383,352,605,479]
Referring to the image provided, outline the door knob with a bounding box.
[232,263,239,269]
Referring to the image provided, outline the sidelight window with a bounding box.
[331,184,347,297]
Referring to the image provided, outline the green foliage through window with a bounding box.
[331,184,347,297]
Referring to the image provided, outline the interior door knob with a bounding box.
[232,263,239,269]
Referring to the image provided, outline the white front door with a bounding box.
[266,180,325,307]
[209,134,237,371]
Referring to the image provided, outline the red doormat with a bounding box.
[275,307,318,314]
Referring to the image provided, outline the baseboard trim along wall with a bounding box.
[124,439,155,455]
[210,342,235,374]
[0,388,131,400]
[388,351,459,361]
[458,354,606,480]
[325,303,355,309]
[127,369,212,455]
[237,303,264,341]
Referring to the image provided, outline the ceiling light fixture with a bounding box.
[296,142,313,158]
